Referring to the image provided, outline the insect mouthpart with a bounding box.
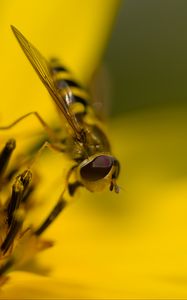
[80,155,114,182]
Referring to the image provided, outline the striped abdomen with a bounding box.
[49,58,111,156]
[49,58,90,115]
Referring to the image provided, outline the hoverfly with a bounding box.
[0,26,120,235]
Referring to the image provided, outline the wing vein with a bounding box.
[11,25,82,141]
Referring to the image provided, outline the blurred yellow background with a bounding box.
[96,1,187,297]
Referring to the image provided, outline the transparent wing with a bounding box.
[89,65,111,121]
[11,25,83,141]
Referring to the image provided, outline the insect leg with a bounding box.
[2,138,66,183]
[27,140,65,169]
[0,111,58,142]
[34,165,77,235]
[34,198,66,236]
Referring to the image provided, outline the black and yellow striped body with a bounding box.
[49,58,111,161]
[49,58,89,117]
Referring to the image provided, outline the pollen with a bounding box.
[0,139,54,285]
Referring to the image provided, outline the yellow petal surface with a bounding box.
[0,271,92,299]
[0,105,187,298]
[23,106,187,299]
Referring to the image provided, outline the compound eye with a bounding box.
[80,155,113,181]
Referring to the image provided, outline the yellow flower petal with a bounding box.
[0,271,92,299]
[33,106,187,299]
[1,98,187,298]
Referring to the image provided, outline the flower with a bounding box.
[1,1,187,299]
[2,107,187,299]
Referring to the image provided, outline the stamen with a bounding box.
[7,170,32,226]
[1,170,32,254]
[22,185,35,203]
[7,175,24,227]
[0,258,14,276]
[1,214,23,254]
[0,136,74,281]
[20,170,32,189]
[0,139,16,179]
